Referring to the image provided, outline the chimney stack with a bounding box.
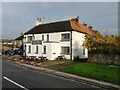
[83,22,87,26]
[36,17,42,26]
[88,25,93,29]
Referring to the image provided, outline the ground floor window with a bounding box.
[83,47,85,55]
[24,45,26,51]
[43,46,46,54]
[28,46,31,53]
[35,46,38,54]
[61,47,70,55]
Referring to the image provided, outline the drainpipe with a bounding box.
[70,31,72,60]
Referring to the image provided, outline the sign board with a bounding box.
[32,40,42,45]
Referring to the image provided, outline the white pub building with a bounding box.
[23,17,94,60]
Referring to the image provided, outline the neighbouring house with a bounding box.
[2,39,13,50]
[0,40,2,54]
[13,35,23,50]
[23,17,95,60]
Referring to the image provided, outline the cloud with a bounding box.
[2,2,118,39]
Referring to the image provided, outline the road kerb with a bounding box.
[11,61,120,90]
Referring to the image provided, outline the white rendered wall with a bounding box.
[24,31,73,60]
[59,32,71,59]
[72,31,88,59]
[34,32,71,60]
[50,43,61,60]
[42,43,52,59]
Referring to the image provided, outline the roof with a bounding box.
[15,35,23,40]
[24,18,95,35]
[70,18,95,35]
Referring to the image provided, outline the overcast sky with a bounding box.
[2,2,118,39]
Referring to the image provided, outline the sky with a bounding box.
[1,2,118,39]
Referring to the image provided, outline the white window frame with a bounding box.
[61,47,70,55]
[61,33,70,41]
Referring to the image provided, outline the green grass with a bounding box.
[59,63,120,85]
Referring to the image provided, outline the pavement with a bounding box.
[2,55,120,90]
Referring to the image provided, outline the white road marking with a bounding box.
[3,76,28,90]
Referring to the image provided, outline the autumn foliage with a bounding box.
[83,31,120,54]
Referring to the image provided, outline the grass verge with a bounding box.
[59,63,120,85]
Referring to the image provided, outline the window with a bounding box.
[83,48,85,55]
[27,36,32,42]
[47,34,49,41]
[36,46,38,54]
[43,46,46,54]
[24,45,26,51]
[28,46,31,53]
[33,35,35,40]
[61,47,70,54]
[61,33,70,41]
[42,35,44,40]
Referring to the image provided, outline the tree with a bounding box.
[83,31,120,54]
[83,31,105,52]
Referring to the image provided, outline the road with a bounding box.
[2,56,99,89]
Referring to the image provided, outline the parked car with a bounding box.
[13,49,24,55]
[3,50,14,55]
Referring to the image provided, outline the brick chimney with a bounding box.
[83,22,87,26]
[88,25,93,29]
[71,16,79,23]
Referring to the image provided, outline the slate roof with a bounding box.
[15,35,23,40]
[24,20,72,35]
[24,18,95,35]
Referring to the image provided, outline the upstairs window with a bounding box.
[27,36,32,42]
[42,35,44,40]
[33,35,35,40]
[61,33,70,41]
[61,47,70,55]
[47,34,49,41]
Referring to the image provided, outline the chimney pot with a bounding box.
[88,25,92,29]
[83,23,87,26]
[36,17,42,26]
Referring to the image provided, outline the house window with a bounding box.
[83,48,85,55]
[61,47,70,54]
[47,34,49,41]
[33,35,35,40]
[43,46,46,54]
[35,46,38,54]
[27,36,32,42]
[61,33,70,41]
[24,45,26,51]
[42,35,44,40]
[28,46,31,53]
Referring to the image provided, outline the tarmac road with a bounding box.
[2,56,98,89]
